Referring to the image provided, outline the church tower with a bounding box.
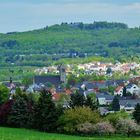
[59,65,66,83]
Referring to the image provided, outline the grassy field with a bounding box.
[0,127,140,140]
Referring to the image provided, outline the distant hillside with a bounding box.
[0,21,140,67]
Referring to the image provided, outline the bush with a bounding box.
[0,85,9,106]
[76,122,95,135]
[115,119,140,137]
[94,122,115,135]
[58,106,100,133]
[104,111,128,126]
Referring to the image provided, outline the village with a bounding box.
[2,61,140,115]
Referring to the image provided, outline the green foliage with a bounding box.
[22,74,34,86]
[85,94,98,110]
[104,111,129,126]
[0,85,9,106]
[133,103,140,124]
[58,106,101,133]
[0,127,139,140]
[0,22,140,69]
[8,93,34,128]
[111,96,120,111]
[34,89,59,132]
[70,90,86,107]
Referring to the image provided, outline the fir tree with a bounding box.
[123,86,127,97]
[133,103,140,124]
[111,96,120,111]
[8,93,30,128]
[70,90,86,107]
[85,95,98,110]
[34,89,58,132]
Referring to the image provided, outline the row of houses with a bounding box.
[77,62,139,75]
[2,71,140,114]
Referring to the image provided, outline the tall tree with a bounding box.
[85,95,98,110]
[70,90,86,107]
[133,103,140,124]
[111,96,120,111]
[8,93,35,128]
[8,93,29,128]
[34,89,58,132]
[123,86,127,97]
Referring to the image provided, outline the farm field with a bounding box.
[0,127,139,140]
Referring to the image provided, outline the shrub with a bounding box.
[0,85,9,106]
[58,106,100,133]
[105,111,128,126]
[76,122,95,135]
[115,119,140,137]
[94,122,115,135]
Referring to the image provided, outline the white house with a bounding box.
[126,84,139,94]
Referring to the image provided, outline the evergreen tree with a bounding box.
[8,93,30,128]
[111,96,120,111]
[85,95,98,110]
[133,103,140,124]
[123,86,126,96]
[34,89,58,132]
[70,90,86,107]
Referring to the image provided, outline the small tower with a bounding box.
[59,65,66,83]
[10,77,13,84]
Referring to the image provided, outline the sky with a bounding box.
[0,0,140,33]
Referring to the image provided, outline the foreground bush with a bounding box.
[104,111,128,126]
[115,119,140,137]
[94,122,115,135]
[58,106,100,133]
[77,122,95,135]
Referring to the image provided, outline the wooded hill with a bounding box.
[0,21,140,66]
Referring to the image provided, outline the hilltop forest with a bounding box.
[0,21,140,67]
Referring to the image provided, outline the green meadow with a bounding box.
[0,127,139,140]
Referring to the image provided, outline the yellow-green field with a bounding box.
[0,127,139,140]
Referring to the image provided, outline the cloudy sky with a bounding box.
[0,0,140,33]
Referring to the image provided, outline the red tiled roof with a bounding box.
[115,86,123,92]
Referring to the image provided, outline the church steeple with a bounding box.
[10,77,13,84]
[59,65,66,83]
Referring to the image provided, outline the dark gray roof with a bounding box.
[96,93,114,100]
[119,99,140,107]
[86,82,95,89]
[105,80,116,86]
[34,75,61,87]
[99,107,109,115]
